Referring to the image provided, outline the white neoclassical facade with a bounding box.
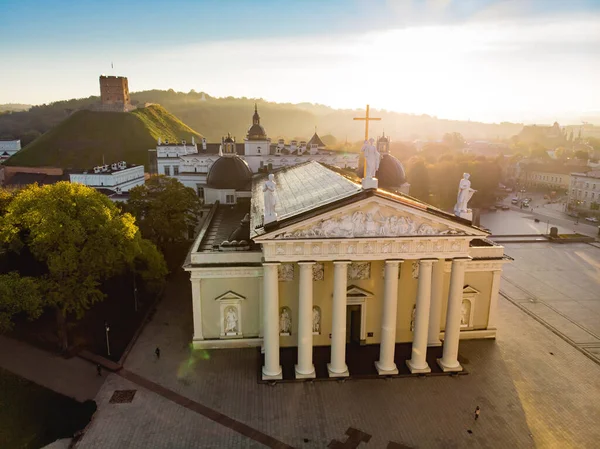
[184,162,510,380]
[69,161,145,193]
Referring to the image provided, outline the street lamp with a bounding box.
[133,272,138,313]
[104,321,111,356]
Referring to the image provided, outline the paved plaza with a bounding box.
[501,242,600,363]
[75,269,600,449]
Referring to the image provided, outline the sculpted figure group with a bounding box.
[274,207,464,240]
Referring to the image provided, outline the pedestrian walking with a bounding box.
[155,347,161,359]
[96,364,102,376]
[474,406,481,420]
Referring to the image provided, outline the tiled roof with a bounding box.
[250,161,485,238]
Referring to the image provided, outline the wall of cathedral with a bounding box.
[200,277,262,339]
[194,260,497,346]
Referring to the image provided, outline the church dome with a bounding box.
[247,123,267,141]
[206,155,252,190]
[357,154,406,189]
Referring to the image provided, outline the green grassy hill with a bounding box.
[4,104,201,169]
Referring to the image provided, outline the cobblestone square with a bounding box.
[76,272,600,449]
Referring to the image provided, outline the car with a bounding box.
[522,203,530,208]
[511,198,518,204]
[585,217,599,223]
[502,205,510,210]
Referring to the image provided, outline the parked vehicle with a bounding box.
[511,198,518,204]
[502,205,510,210]
[585,217,599,223]
[522,203,530,208]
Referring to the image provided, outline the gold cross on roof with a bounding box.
[353,104,381,141]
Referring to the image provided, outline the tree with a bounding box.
[1,182,141,350]
[0,272,42,332]
[126,176,202,249]
[134,239,168,292]
[321,134,337,147]
[407,158,430,202]
[574,150,589,161]
[442,132,466,150]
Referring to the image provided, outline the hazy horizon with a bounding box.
[2,0,599,124]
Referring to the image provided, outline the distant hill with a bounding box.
[4,104,201,169]
[2,89,600,152]
[0,104,31,113]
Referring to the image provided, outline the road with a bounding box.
[492,192,599,237]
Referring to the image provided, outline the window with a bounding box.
[164,166,171,176]
[173,166,179,176]
[259,161,264,168]
[257,146,261,154]
[225,194,235,204]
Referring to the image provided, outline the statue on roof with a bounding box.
[263,173,278,224]
[454,173,476,218]
[361,138,381,189]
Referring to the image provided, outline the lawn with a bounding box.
[0,368,95,449]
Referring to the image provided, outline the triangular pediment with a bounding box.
[214,290,246,301]
[462,285,480,295]
[259,196,484,241]
[346,285,374,297]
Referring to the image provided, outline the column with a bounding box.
[375,260,402,375]
[406,259,435,373]
[437,258,468,372]
[191,278,204,341]
[427,258,445,347]
[262,263,282,380]
[328,260,350,377]
[487,270,502,330]
[296,262,316,379]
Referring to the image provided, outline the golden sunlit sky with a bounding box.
[2,0,599,123]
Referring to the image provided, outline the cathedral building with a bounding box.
[184,158,510,380]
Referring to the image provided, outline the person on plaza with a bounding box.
[96,364,102,376]
[155,347,161,359]
[474,406,481,420]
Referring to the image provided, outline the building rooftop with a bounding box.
[250,161,483,238]
[198,203,258,253]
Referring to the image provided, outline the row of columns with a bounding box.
[261,257,468,380]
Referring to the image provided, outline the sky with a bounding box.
[1,0,599,123]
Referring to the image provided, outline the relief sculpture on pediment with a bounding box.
[273,204,466,239]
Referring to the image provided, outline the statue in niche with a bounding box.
[461,299,471,328]
[263,174,277,223]
[454,173,476,216]
[312,307,321,333]
[224,307,238,334]
[279,308,291,335]
[361,138,381,179]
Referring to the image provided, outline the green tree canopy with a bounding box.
[126,176,202,249]
[442,132,466,150]
[407,157,430,202]
[0,182,142,349]
[0,272,42,332]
